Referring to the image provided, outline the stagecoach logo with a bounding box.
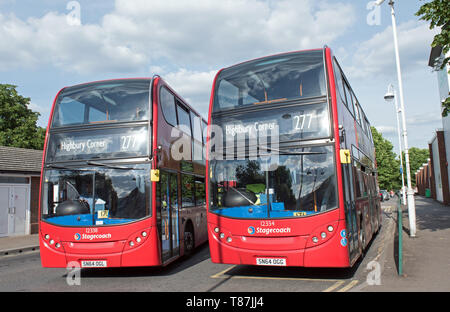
[247,226,292,235]
[73,233,112,240]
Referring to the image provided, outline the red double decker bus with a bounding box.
[39,77,208,268]
[206,47,381,267]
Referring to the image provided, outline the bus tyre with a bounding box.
[184,226,195,256]
[359,224,366,254]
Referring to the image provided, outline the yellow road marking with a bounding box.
[337,280,359,292]
[231,275,335,282]
[322,280,345,292]
[210,265,237,279]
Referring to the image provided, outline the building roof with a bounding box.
[0,146,43,174]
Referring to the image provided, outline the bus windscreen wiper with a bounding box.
[45,164,71,170]
[45,164,91,171]
[86,160,143,170]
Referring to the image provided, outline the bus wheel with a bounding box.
[359,223,366,254]
[184,225,195,256]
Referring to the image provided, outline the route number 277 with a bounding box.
[120,135,138,150]
[293,114,315,131]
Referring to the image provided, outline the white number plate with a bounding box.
[81,260,107,268]
[256,258,286,266]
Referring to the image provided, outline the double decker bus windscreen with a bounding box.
[52,80,150,127]
[214,50,326,112]
[41,164,151,226]
[209,145,337,219]
[47,80,151,162]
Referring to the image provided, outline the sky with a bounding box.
[0,0,444,154]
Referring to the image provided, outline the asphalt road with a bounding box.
[0,203,396,293]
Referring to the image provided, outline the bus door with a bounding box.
[340,148,358,261]
[367,173,378,233]
[159,171,180,263]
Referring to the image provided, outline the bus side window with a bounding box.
[195,177,206,206]
[176,102,192,136]
[353,165,363,198]
[160,87,177,126]
[344,81,353,114]
[181,174,195,208]
[351,92,361,124]
[333,59,347,107]
[191,112,203,163]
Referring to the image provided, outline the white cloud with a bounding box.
[0,0,356,75]
[407,112,442,126]
[163,68,218,118]
[104,0,356,67]
[346,20,438,80]
[0,12,146,74]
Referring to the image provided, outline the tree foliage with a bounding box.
[416,0,450,116]
[402,147,430,187]
[416,0,450,71]
[371,126,401,191]
[0,84,45,150]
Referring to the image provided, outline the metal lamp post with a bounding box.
[376,0,416,237]
[384,84,406,205]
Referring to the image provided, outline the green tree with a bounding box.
[417,0,450,70]
[401,147,430,187]
[0,84,45,150]
[371,127,401,191]
[416,0,450,116]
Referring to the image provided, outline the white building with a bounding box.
[427,46,450,204]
